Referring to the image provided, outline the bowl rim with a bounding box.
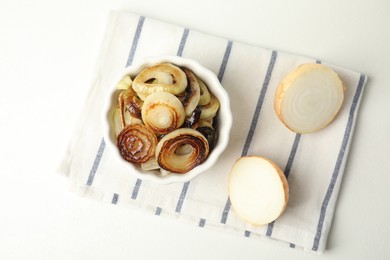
[102,55,233,184]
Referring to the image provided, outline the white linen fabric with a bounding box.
[59,11,367,253]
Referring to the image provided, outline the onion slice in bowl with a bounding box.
[141,91,186,135]
[119,89,143,120]
[156,128,209,174]
[229,156,289,226]
[200,93,220,120]
[179,67,201,116]
[274,63,344,134]
[197,76,211,106]
[132,63,187,95]
[117,124,157,164]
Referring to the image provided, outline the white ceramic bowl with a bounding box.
[103,56,232,184]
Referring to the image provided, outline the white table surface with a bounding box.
[1,0,389,259]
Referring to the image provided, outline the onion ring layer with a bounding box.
[180,68,200,116]
[117,124,157,164]
[142,91,185,135]
[132,63,187,95]
[156,128,209,174]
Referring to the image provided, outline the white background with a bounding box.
[1,0,389,259]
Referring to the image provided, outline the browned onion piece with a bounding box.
[118,89,143,132]
[179,68,201,116]
[117,124,157,164]
[197,77,211,106]
[196,126,216,150]
[156,128,209,174]
[200,93,220,120]
[142,91,185,135]
[183,106,201,129]
[122,89,143,119]
[132,63,187,95]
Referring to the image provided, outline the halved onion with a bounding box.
[229,156,289,226]
[142,91,185,135]
[117,124,157,164]
[132,63,187,95]
[200,93,220,120]
[156,128,209,174]
[274,63,344,134]
[179,68,201,116]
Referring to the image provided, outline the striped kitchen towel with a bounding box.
[59,10,367,253]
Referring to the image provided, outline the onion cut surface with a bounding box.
[274,63,344,134]
[229,156,289,226]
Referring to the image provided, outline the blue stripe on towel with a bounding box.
[312,73,366,251]
[221,50,278,224]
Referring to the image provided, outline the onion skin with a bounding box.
[117,124,157,164]
[156,128,209,174]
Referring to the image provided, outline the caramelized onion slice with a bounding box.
[119,89,143,120]
[132,63,187,95]
[197,118,213,129]
[179,68,200,116]
[142,91,185,135]
[197,77,211,106]
[156,128,209,174]
[196,126,216,150]
[113,107,142,138]
[159,168,172,176]
[113,108,123,137]
[116,75,133,90]
[183,106,201,129]
[200,93,220,120]
[117,124,157,164]
[141,157,160,171]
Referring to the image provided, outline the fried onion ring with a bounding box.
[156,128,209,174]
